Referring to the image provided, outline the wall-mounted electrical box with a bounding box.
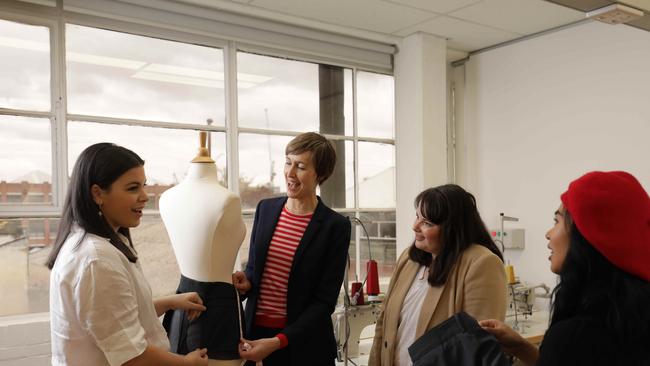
[490,228,525,249]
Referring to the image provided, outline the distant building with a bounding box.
[0,173,172,247]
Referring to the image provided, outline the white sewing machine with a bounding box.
[507,282,550,316]
[333,303,381,361]
[507,282,550,333]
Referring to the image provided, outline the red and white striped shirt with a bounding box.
[255,206,313,329]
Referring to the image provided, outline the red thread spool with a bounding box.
[366,260,380,297]
[350,282,364,305]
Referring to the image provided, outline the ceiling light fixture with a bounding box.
[586,3,644,25]
[0,35,272,88]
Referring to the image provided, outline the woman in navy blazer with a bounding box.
[233,132,351,366]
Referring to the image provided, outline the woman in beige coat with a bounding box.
[369,184,507,366]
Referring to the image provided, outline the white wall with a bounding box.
[458,21,650,296]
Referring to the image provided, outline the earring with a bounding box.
[98,203,103,217]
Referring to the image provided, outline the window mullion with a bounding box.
[225,41,239,194]
[352,67,362,279]
[51,15,67,211]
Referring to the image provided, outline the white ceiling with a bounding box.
[174,0,586,55]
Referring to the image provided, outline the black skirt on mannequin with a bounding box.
[163,275,244,360]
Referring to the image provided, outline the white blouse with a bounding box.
[394,265,430,366]
[49,225,169,366]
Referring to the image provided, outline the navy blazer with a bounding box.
[243,196,351,364]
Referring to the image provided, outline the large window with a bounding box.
[0,18,52,208]
[0,14,395,317]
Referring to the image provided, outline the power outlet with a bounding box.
[490,228,525,249]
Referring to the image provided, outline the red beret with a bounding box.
[560,171,650,282]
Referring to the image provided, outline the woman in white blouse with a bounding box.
[47,143,209,366]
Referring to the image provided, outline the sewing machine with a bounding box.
[507,282,550,316]
[333,303,381,361]
[507,282,550,331]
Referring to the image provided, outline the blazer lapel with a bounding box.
[415,277,446,337]
[255,197,286,281]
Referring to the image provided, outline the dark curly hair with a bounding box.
[408,184,503,286]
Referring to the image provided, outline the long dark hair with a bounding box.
[408,184,503,286]
[550,210,650,346]
[46,143,145,269]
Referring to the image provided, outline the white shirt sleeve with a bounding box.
[74,259,148,366]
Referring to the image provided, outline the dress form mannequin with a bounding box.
[160,132,245,366]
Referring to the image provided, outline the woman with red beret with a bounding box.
[480,171,650,365]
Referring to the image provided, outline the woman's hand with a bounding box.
[122,345,208,366]
[172,292,206,321]
[238,337,280,362]
[184,348,209,366]
[232,271,252,294]
[479,319,539,365]
[479,319,525,351]
[154,292,206,319]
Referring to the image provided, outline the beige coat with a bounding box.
[368,244,507,366]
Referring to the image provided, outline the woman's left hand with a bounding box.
[238,337,281,362]
[479,318,538,365]
[172,292,207,321]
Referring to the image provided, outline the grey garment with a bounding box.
[162,275,243,360]
[408,312,510,366]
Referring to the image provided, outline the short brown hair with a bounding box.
[285,132,337,185]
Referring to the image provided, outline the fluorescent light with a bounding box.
[238,72,273,83]
[132,70,222,88]
[67,52,146,70]
[0,36,48,52]
[237,81,257,89]
[144,63,224,80]
[0,36,144,70]
[0,35,271,86]
[144,63,272,84]
[132,70,257,89]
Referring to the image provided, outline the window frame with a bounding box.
[0,9,61,217]
[0,2,396,318]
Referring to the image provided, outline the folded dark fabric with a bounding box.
[408,311,510,366]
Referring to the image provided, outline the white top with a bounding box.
[394,265,430,366]
[49,225,169,366]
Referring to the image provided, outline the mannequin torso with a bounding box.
[160,162,245,366]
[160,163,245,283]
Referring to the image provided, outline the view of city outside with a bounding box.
[0,17,396,317]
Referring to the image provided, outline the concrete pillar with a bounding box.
[394,32,448,256]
